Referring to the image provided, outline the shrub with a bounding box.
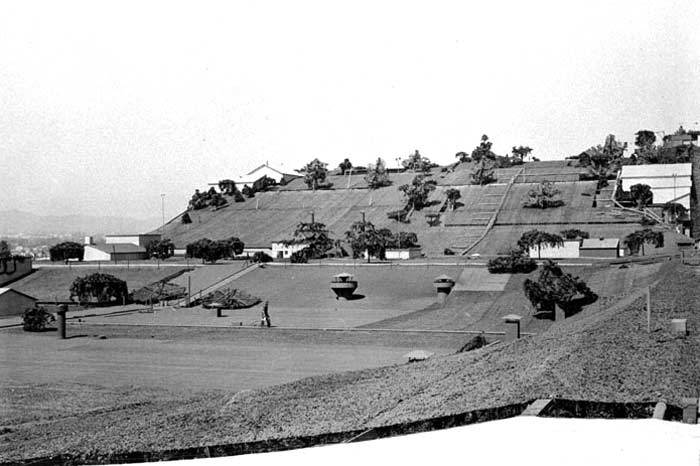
[181,212,192,224]
[630,183,653,209]
[70,273,128,305]
[49,242,84,262]
[22,306,55,331]
[560,229,590,241]
[146,239,175,260]
[289,249,310,263]
[640,217,657,226]
[398,175,437,210]
[523,260,597,314]
[524,181,565,209]
[365,157,391,189]
[252,251,273,263]
[458,335,488,353]
[487,250,537,274]
[443,248,455,255]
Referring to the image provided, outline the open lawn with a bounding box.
[9,266,189,302]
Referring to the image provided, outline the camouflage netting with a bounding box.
[131,282,186,304]
[192,287,261,309]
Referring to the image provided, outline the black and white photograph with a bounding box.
[1,1,699,465]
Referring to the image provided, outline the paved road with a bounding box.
[0,326,465,392]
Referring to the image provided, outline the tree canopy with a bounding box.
[284,220,335,259]
[303,159,331,190]
[470,135,497,163]
[517,230,564,256]
[662,202,687,224]
[511,145,533,162]
[398,175,437,211]
[0,241,10,259]
[185,238,240,263]
[445,188,462,211]
[559,229,590,241]
[523,181,565,209]
[339,158,353,175]
[578,134,627,187]
[401,150,433,172]
[70,273,129,304]
[523,260,596,314]
[624,229,664,256]
[365,157,391,189]
[629,183,653,209]
[470,158,496,185]
[146,239,175,260]
[345,220,418,262]
[49,242,84,262]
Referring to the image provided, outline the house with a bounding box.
[82,234,159,262]
[271,242,308,259]
[579,238,621,258]
[211,163,300,190]
[0,288,37,317]
[619,163,692,209]
[528,241,580,259]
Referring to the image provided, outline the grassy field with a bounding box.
[2,260,695,463]
[9,266,188,302]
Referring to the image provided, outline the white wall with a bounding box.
[271,242,308,259]
[385,248,422,260]
[83,245,112,261]
[528,241,580,259]
[620,176,691,209]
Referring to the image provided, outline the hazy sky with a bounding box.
[1,0,699,221]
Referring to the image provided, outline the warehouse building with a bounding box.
[82,234,160,262]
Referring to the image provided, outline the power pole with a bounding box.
[161,194,166,236]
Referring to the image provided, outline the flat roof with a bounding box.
[88,243,146,254]
[620,163,691,178]
[581,238,620,249]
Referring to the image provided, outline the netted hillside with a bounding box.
[160,160,673,257]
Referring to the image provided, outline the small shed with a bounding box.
[579,238,620,258]
[0,288,38,317]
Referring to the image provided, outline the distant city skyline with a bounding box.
[2,1,699,220]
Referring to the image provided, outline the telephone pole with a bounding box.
[161,194,166,235]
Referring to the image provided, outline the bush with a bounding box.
[443,248,455,255]
[49,242,84,262]
[252,251,273,263]
[487,250,537,274]
[181,212,192,224]
[22,306,55,331]
[560,229,590,241]
[146,239,175,260]
[70,273,129,304]
[458,335,488,352]
[289,249,310,263]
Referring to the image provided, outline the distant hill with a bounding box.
[0,209,161,236]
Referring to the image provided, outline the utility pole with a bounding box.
[161,194,166,236]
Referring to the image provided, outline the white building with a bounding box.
[83,234,159,262]
[211,163,299,190]
[271,242,308,259]
[620,163,692,209]
[528,241,581,259]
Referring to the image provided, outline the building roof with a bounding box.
[0,288,37,300]
[104,234,161,238]
[620,163,691,179]
[88,243,146,254]
[581,238,620,249]
[245,163,295,177]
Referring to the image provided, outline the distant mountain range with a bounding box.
[0,210,161,236]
